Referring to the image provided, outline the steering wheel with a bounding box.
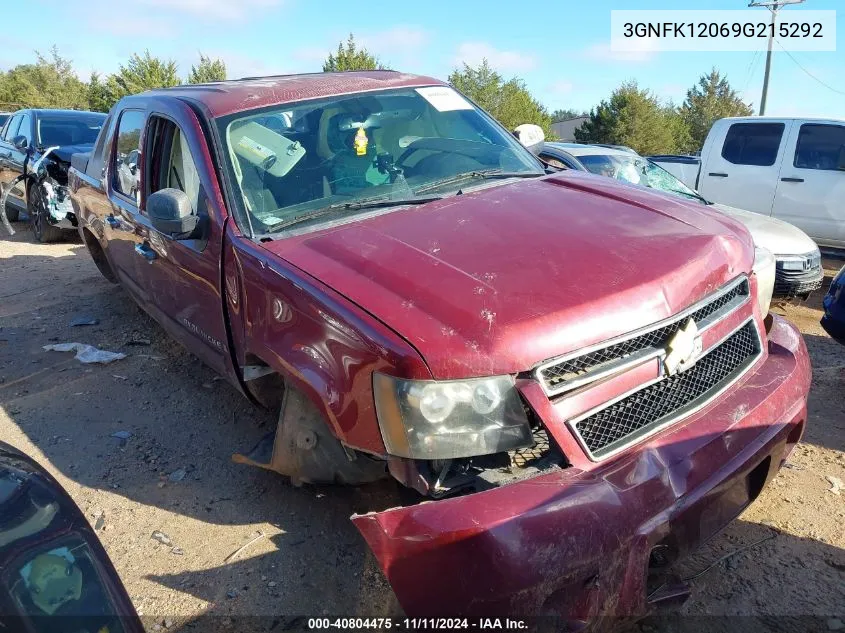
[396,137,500,170]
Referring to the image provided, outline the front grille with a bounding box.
[571,320,762,460]
[774,268,823,298]
[538,278,750,393]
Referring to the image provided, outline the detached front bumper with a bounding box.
[42,182,76,229]
[354,315,810,621]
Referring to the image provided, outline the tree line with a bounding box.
[1,38,752,155]
[0,47,227,113]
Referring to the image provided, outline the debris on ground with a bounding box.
[43,342,126,364]
[224,531,266,563]
[829,618,844,631]
[226,589,239,599]
[171,547,184,556]
[168,468,187,483]
[126,338,151,346]
[111,431,132,440]
[69,316,100,327]
[826,475,843,496]
[151,530,173,546]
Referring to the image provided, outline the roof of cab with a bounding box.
[138,70,446,118]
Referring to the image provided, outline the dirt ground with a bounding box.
[1,220,843,631]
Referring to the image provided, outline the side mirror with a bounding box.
[513,124,545,155]
[12,135,27,151]
[0,442,143,631]
[147,188,198,237]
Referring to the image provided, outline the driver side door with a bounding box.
[128,100,233,377]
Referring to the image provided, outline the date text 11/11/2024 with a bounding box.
[307,618,529,630]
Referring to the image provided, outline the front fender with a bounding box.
[228,235,431,456]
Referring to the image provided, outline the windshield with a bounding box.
[216,86,544,234]
[37,114,106,148]
[577,153,705,203]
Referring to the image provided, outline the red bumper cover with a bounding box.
[353,315,811,619]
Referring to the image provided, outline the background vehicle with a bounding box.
[822,264,845,344]
[649,117,845,251]
[0,112,10,128]
[0,109,106,241]
[70,72,809,622]
[0,441,143,632]
[542,142,824,300]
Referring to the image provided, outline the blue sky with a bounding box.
[2,0,843,117]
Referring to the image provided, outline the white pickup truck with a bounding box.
[651,117,845,251]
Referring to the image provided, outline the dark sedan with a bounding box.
[0,109,105,242]
[822,264,845,344]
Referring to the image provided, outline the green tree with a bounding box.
[87,72,112,112]
[679,68,753,152]
[0,47,88,110]
[323,34,384,72]
[106,51,180,104]
[188,55,227,84]
[448,60,552,136]
[551,108,587,122]
[575,81,681,155]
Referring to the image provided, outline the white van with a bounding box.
[651,117,845,250]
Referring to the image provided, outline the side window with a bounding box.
[2,115,21,141]
[794,124,845,171]
[721,123,785,167]
[16,113,32,144]
[112,110,145,204]
[148,116,204,215]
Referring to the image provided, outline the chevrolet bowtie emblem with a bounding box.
[664,318,703,376]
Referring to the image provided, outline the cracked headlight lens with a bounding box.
[373,373,532,459]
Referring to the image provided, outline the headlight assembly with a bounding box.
[373,373,533,460]
[753,246,776,317]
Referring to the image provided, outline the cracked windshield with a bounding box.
[218,86,544,233]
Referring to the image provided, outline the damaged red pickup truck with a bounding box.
[68,72,811,623]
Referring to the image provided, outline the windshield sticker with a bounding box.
[415,87,473,112]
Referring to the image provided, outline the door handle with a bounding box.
[781,177,805,183]
[105,215,120,228]
[708,172,729,177]
[134,243,158,262]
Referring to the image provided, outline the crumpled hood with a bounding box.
[265,171,753,379]
[710,202,818,257]
[47,144,96,165]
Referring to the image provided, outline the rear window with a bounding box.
[721,122,785,167]
[37,113,106,147]
[794,123,845,171]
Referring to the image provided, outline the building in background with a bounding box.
[551,116,589,142]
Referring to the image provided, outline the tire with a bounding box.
[29,184,64,243]
[4,206,19,223]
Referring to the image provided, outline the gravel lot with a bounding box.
[1,221,843,631]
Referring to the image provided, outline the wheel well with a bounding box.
[82,227,118,283]
[243,353,285,411]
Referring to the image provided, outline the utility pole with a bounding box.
[749,0,806,115]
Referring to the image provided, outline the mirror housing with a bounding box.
[147,188,198,237]
[12,135,27,151]
[513,124,545,155]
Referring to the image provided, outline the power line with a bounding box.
[774,39,845,96]
[741,49,762,98]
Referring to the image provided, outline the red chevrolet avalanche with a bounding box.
[69,71,811,624]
